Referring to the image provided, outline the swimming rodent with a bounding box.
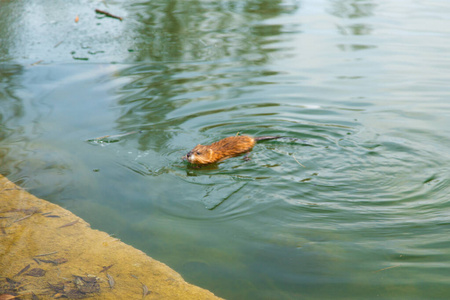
[183,135,282,165]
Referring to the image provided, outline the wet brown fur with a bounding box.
[185,135,281,165]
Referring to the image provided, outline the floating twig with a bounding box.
[292,155,305,168]
[8,207,39,214]
[30,60,43,66]
[95,9,123,21]
[13,214,33,223]
[39,258,68,265]
[373,264,401,273]
[4,187,22,191]
[72,56,89,61]
[99,264,114,273]
[54,41,63,48]
[14,264,30,277]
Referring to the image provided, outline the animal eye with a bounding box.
[196,151,201,155]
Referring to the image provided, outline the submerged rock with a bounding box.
[0,175,222,300]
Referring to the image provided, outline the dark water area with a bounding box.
[1,0,450,299]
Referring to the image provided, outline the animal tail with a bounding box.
[254,136,283,142]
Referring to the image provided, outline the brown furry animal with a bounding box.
[183,135,282,165]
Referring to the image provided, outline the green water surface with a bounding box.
[1,0,450,299]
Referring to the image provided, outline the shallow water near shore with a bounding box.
[1,0,450,299]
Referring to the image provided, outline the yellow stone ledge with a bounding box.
[0,175,223,300]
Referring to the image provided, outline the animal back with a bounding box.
[210,136,255,161]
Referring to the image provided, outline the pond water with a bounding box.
[1,0,450,299]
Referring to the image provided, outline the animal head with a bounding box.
[185,144,214,164]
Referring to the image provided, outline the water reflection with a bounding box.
[115,0,299,154]
[0,2,20,62]
[128,0,297,62]
[0,64,28,182]
[329,0,376,19]
[0,64,25,135]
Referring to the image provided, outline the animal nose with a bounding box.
[186,152,192,158]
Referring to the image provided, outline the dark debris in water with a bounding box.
[58,219,79,228]
[95,9,123,21]
[48,276,101,299]
[25,268,46,277]
[2,253,102,299]
[99,264,114,273]
[0,278,22,297]
[37,257,68,265]
[72,56,89,61]
[13,264,30,277]
[74,276,101,294]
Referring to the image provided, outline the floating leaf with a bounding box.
[106,273,115,289]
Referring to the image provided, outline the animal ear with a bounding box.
[208,148,213,159]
